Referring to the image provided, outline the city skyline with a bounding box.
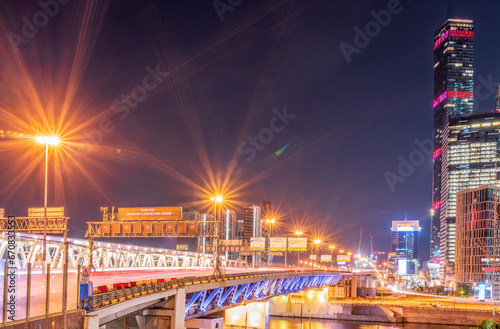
[0,1,499,256]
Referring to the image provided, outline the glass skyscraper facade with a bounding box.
[391,220,420,275]
[455,185,499,286]
[439,113,500,283]
[432,19,474,275]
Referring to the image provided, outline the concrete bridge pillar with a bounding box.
[173,287,186,329]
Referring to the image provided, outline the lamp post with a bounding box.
[35,136,60,262]
[295,231,303,267]
[329,245,335,269]
[210,195,223,277]
[266,219,275,267]
[312,240,321,271]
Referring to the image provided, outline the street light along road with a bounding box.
[35,135,60,262]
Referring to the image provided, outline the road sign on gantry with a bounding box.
[321,255,332,262]
[118,207,182,221]
[270,237,287,251]
[288,237,307,251]
[250,237,265,250]
[337,255,351,262]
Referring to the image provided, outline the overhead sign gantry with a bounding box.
[85,206,218,238]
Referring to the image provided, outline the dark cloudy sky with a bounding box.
[1,0,499,258]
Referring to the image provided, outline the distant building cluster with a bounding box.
[184,201,268,263]
[429,18,500,295]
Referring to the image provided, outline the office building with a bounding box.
[391,220,420,260]
[432,18,474,265]
[241,205,262,244]
[439,113,500,283]
[222,209,237,240]
[391,220,420,275]
[496,85,500,113]
[455,185,499,287]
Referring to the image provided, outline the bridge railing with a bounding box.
[81,270,312,311]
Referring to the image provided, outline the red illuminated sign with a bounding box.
[432,147,443,159]
[432,201,441,210]
[434,30,473,49]
[449,30,474,38]
[433,91,473,108]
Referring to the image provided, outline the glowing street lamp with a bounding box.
[329,245,335,269]
[211,195,223,276]
[295,230,303,267]
[36,135,60,262]
[266,219,275,267]
[312,239,321,270]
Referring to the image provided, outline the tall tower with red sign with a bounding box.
[431,19,474,282]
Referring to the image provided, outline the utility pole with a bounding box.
[358,228,363,256]
[371,235,373,259]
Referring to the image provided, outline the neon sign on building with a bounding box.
[432,147,443,159]
[433,91,473,108]
[434,30,474,49]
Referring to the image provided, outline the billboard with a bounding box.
[288,237,307,251]
[310,254,317,260]
[337,255,351,262]
[270,237,287,251]
[320,255,332,262]
[250,237,265,251]
[118,207,182,221]
[28,207,65,218]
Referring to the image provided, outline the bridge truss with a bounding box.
[184,272,342,319]
[81,270,344,316]
[0,232,245,270]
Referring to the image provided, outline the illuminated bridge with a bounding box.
[0,233,351,329]
[83,270,345,329]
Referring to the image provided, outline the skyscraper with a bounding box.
[241,205,262,244]
[455,185,498,286]
[222,209,237,241]
[391,220,420,259]
[496,85,500,113]
[439,113,500,283]
[391,220,420,275]
[432,18,474,264]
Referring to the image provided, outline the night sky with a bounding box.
[1,0,499,259]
